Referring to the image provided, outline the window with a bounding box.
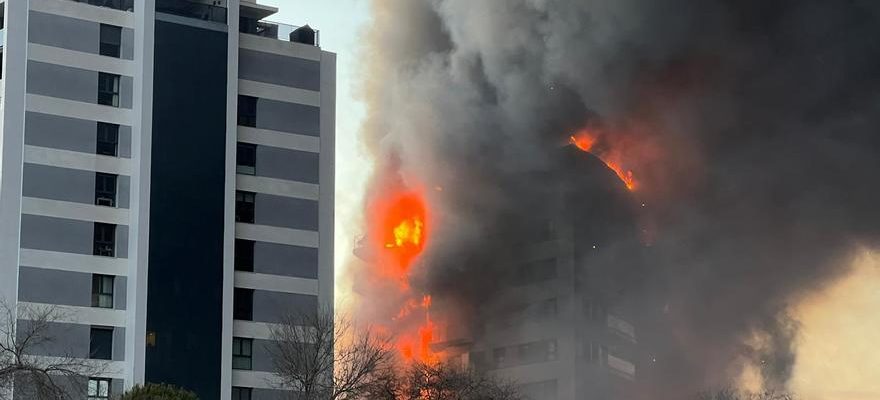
[99,24,122,58]
[233,288,254,321]
[93,223,116,257]
[98,73,120,107]
[235,240,255,272]
[237,95,257,127]
[232,387,252,400]
[91,274,114,308]
[89,327,113,360]
[236,143,256,175]
[545,340,558,361]
[96,123,119,156]
[235,191,255,223]
[493,347,506,368]
[232,338,253,370]
[95,173,117,207]
[88,377,111,400]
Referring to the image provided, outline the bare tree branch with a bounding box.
[0,300,109,399]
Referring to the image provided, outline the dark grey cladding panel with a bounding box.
[252,291,318,324]
[26,61,135,109]
[255,98,320,136]
[253,242,318,279]
[18,267,92,308]
[28,11,99,54]
[27,61,98,104]
[28,11,135,60]
[254,194,318,231]
[25,112,133,158]
[14,320,91,359]
[249,338,277,373]
[251,388,293,400]
[20,214,129,258]
[22,163,132,209]
[256,145,319,184]
[239,49,321,91]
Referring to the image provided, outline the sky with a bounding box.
[259,0,372,303]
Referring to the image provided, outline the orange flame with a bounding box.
[570,131,637,191]
[369,188,443,364]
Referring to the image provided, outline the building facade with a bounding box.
[0,0,335,399]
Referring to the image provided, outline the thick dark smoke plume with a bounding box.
[354,0,880,397]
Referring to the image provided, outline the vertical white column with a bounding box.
[221,2,241,398]
[0,0,28,308]
[318,52,337,313]
[126,0,156,388]
[0,2,28,398]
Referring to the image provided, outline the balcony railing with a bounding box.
[157,1,228,23]
[241,20,320,47]
[70,0,134,12]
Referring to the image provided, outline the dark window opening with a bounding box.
[99,24,122,58]
[237,95,257,127]
[232,337,253,370]
[235,240,255,272]
[96,122,119,156]
[233,288,253,321]
[98,72,120,107]
[93,223,116,257]
[236,143,256,175]
[232,387,252,400]
[235,191,255,223]
[95,173,117,207]
[89,327,113,360]
[91,274,114,308]
[88,377,112,400]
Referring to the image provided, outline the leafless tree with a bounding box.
[390,362,523,400]
[268,307,394,400]
[0,301,108,399]
[699,387,796,400]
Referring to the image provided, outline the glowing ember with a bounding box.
[570,130,637,191]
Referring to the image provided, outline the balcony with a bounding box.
[157,0,227,24]
[240,19,320,47]
[69,0,134,12]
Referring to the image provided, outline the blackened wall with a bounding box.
[146,19,228,399]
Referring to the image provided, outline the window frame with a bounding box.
[95,173,118,207]
[98,72,121,107]
[88,377,112,400]
[233,288,254,321]
[235,191,256,223]
[99,24,122,58]
[91,274,114,309]
[232,337,253,370]
[89,326,114,360]
[93,223,116,257]
[236,142,257,175]
[232,387,252,400]
[234,239,255,272]
[96,122,119,157]
[237,95,258,127]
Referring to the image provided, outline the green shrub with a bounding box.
[120,383,199,400]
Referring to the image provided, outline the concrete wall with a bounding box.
[253,97,319,136]
[253,193,317,231]
[20,214,129,258]
[27,61,134,108]
[253,242,318,279]
[251,290,317,324]
[25,112,133,158]
[255,145,319,184]
[239,49,320,91]
[28,11,135,60]
[23,163,130,208]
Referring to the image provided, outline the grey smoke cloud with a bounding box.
[354,0,880,397]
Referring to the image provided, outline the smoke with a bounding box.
[351,0,880,398]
